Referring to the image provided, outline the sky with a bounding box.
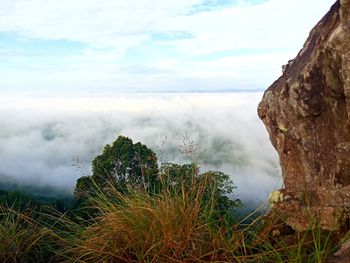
[0,0,335,94]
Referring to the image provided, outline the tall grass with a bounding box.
[0,202,83,262]
[64,175,340,262]
[66,175,242,262]
[0,206,53,262]
[0,178,341,262]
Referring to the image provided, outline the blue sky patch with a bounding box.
[0,33,88,70]
[194,48,290,61]
[0,33,85,57]
[150,31,194,41]
[121,40,183,65]
[189,0,268,14]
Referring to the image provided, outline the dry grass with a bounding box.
[0,206,52,262]
[61,174,340,263]
[0,181,339,263]
[66,176,242,263]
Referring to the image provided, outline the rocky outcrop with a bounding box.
[258,0,350,231]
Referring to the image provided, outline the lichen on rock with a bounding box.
[259,0,350,231]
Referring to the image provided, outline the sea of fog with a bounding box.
[0,92,282,205]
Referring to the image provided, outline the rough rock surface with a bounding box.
[258,0,350,231]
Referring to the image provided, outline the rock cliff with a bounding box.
[258,0,350,231]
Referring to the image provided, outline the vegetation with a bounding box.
[0,136,341,262]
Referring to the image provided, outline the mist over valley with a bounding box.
[0,92,281,205]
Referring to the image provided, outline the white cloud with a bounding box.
[0,0,335,51]
[0,0,336,91]
[0,93,281,203]
[0,0,201,49]
[158,0,335,55]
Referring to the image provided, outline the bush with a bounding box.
[67,174,241,262]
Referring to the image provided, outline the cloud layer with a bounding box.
[0,93,281,204]
[0,0,335,92]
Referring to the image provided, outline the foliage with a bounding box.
[0,208,45,262]
[0,183,340,263]
[64,177,339,263]
[75,136,158,199]
[66,174,241,262]
[92,135,159,190]
[73,135,241,222]
[0,202,68,263]
[0,135,341,262]
[160,163,242,221]
[0,189,40,212]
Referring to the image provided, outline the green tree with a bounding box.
[75,136,159,199]
[159,162,198,187]
[0,190,40,212]
[160,163,242,220]
[74,136,241,223]
[201,171,242,218]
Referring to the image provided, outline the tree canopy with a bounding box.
[74,135,241,219]
[75,136,158,199]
